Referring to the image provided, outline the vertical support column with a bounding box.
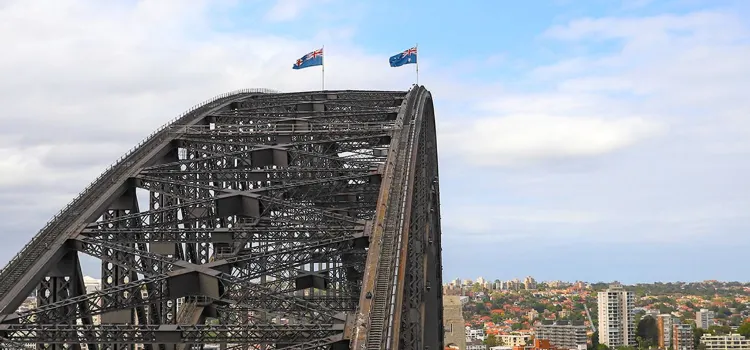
[35,250,85,350]
[128,191,156,350]
[186,147,213,266]
[100,188,140,350]
[148,148,180,330]
[149,190,178,325]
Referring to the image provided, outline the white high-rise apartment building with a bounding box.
[524,276,537,290]
[536,320,588,350]
[701,334,750,350]
[598,283,636,348]
[695,309,715,329]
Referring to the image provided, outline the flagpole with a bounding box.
[322,45,325,91]
[415,43,419,86]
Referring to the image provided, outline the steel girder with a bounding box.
[0,87,443,350]
[0,323,344,344]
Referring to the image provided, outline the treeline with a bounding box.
[589,281,750,297]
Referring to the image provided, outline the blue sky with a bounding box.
[0,0,749,284]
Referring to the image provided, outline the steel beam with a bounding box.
[0,87,442,349]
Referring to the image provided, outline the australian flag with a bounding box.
[293,48,324,70]
[389,47,417,67]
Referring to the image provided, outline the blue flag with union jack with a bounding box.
[389,47,417,67]
[293,48,323,70]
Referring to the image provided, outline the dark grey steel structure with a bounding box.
[0,86,443,350]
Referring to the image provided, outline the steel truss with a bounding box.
[0,87,443,350]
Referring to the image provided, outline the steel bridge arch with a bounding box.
[0,86,444,350]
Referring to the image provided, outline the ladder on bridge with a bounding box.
[365,113,415,350]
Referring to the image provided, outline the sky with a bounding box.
[0,0,749,284]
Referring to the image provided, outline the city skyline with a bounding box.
[1,0,750,282]
[443,276,750,286]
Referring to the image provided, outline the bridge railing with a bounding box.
[173,121,393,135]
[0,88,279,287]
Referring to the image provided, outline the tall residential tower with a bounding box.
[597,283,636,348]
[695,309,715,329]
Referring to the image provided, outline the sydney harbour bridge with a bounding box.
[0,86,444,350]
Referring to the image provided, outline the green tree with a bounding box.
[484,334,498,347]
[738,322,750,338]
[708,325,732,335]
[596,344,609,350]
[589,331,599,350]
[716,308,732,319]
[658,304,676,314]
[634,310,647,325]
[532,303,546,313]
[475,302,489,316]
[636,316,659,349]
[694,327,708,349]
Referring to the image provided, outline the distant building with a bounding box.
[673,324,694,350]
[657,314,676,349]
[489,347,513,350]
[83,276,100,293]
[535,320,587,350]
[505,279,521,291]
[701,333,750,350]
[82,276,101,325]
[498,334,530,347]
[443,296,467,350]
[528,309,540,321]
[525,276,537,290]
[695,309,715,329]
[526,339,565,350]
[597,283,636,347]
[548,281,571,288]
[467,327,486,342]
[467,340,488,350]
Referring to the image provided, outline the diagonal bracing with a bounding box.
[0,87,443,350]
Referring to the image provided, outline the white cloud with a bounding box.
[544,12,747,42]
[0,148,47,187]
[1,0,749,273]
[438,10,750,170]
[0,0,432,264]
[440,114,661,166]
[435,8,750,248]
[0,0,418,190]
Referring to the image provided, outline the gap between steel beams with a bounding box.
[0,92,259,310]
[3,234,361,323]
[95,189,369,227]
